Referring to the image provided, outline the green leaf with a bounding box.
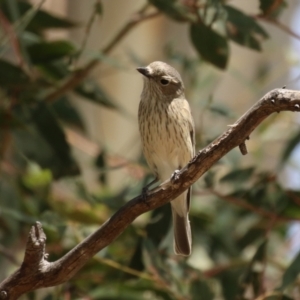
[95,149,108,185]
[0,59,30,86]
[209,103,234,117]
[238,240,267,298]
[220,167,255,183]
[190,23,229,69]
[190,278,214,300]
[51,96,85,129]
[146,205,172,246]
[218,268,245,300]
[0,1,77,33]
[237,223,265,250]
[22,162,52,190]
[259,0,287,18]
[27,40,76,64]
[148,0,191,21]
[88,284,153,300]
[31,102,80,178]
[76,80,119,110]
[280,130,300,164]
[95,0,103,16]
[0,0,44,52]
[0,108,24,129]
[263,294,293,300]
[142,239,171,283]
[279,250,300,290]
[224,5,268,51]
[38,60,70,80]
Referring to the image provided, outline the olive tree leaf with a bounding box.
[225,5,268,51]
[190,23,229,69]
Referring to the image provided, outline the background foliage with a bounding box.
[1,0,300,299]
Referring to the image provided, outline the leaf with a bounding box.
[218,268,245,300]
[31,102,80,178]
[1,207,37,224]
[0,108,24,129]
[190,23,229,69]
[148,0,191,21]
[279,250,300,290]
[220,167,255,183]
[0,1,77,33]
[259,0,287,18]
[38,60,70,80]
[22,162,52,190]
[190,278,214,300]
[237,240,267,298]
[263,294,293,300]
[280,130,300,164]
[224,5,268,51]
[209,103,234,117]
[27,40,76,64]
[237,223,265,250]
[0,59,30,86]
[146,205,172,246]
[142,239,171,283]
[49,194,109,224]
[51,96,85,129]
[95,149,108,185]
[76,80,119,110]
[127,191,171,276]
[88,284,152,300]
[0,0,37,54]
[95,0,103,16]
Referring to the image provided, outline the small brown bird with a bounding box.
[137,61,195,256]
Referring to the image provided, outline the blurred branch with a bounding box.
[0,9,23,67]
[208,189,296,222]
[94,257,154,281]
[1,88,300,298]
[44,4,160,103]
[255,15,300,41]
[203,260,246,277]
[74,0,102,67]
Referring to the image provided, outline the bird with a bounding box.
[137,61,195,256]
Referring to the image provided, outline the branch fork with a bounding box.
[1,88,300,299]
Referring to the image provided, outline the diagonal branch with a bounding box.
[1,88,300,299]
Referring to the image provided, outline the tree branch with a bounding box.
[44,5,160,103]
[1,88,300,299]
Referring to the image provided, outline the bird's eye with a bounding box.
[160,79,169,85]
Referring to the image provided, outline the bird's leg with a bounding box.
[142,177,158,202]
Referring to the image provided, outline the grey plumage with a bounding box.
[137,61,195,256]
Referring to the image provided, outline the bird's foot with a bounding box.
[171,169,181,183]
[142,186,149,203]
[141,177,158,204]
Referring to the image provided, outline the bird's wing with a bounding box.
[181,99,195,156]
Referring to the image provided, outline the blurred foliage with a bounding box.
[0,0,300,299]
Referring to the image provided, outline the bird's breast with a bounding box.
[138,98,193,179]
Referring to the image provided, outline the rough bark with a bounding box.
[0,88,299,299]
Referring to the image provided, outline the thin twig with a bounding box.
[255,15,300,41]
[74,0,101,67]
[0,10,23,67]
[44,5,160,103]
[208,189,297,222]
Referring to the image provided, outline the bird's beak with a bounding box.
[136,67,151,78]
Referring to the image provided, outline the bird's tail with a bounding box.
[170,188,191,256]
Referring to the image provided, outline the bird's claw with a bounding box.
[171,170,181,183]
[142,186,149,203]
